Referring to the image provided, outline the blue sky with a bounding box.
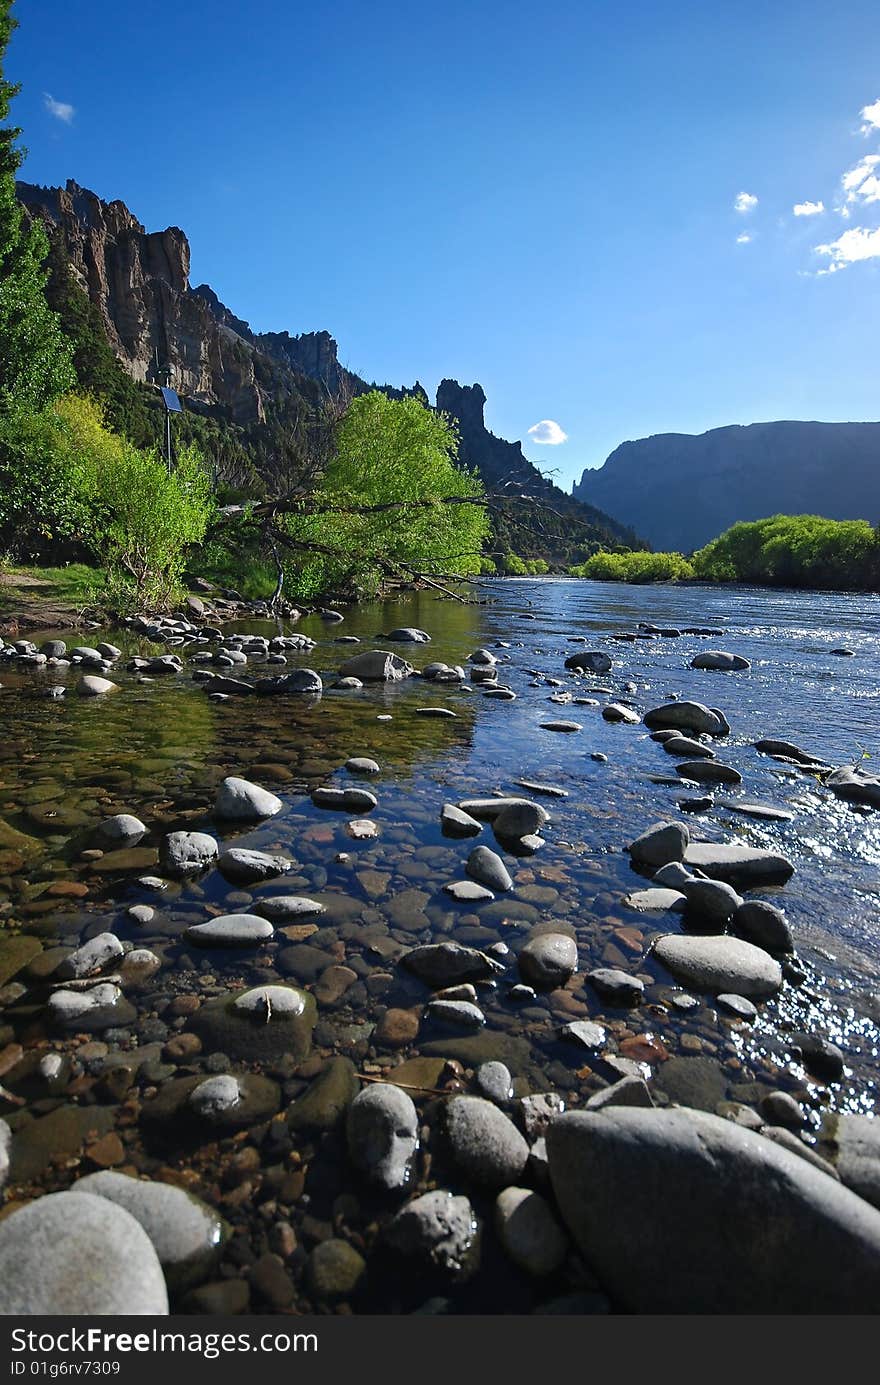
[9,0,880,488]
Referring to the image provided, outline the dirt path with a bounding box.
[0,572,87,634]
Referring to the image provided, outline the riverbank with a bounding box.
[0,579,878,1313]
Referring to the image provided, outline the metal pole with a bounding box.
[165,408,172,475]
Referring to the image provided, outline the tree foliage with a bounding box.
[692,515,880,590]
[570,550,697,582]
[0,3,74,415]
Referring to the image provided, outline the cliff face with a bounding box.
[573,421,880,552]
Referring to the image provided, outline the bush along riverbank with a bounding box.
[0,591,879,1313]
[570,515,880,591]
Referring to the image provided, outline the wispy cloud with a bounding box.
[859,98,880,134]
[527,419,568,446]
[736,232,752,244]
[43,92,75,124]
[815,225,880,273]
[793,200,825,216]
[734,191,758,214]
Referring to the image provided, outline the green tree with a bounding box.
[0,2,74,414]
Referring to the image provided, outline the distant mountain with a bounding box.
[572,421,880,552]
[18,178,636,561]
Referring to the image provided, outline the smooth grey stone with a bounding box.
[466,846,513,892]
[255,669,322,695]
[761,1091,805,1128]
[547,1106,880,1312]
[684,841,794,887]
[184,914,274,947]
[443,880,495,903]
[427,1000,485,1030]
[734,900,794,952]
[564,650,611,673]
[159,830,219,877]
[560,1020,607,1050]
[653,933,782,997]
[716,992,758,1020]
[760,1127,841,1179]
[401,943,504,988]
[476,1061,513,1104]
[337,649,413,682]
[539,720,582,733]
[385,1190,478,1276]
[493,801,549,840]
[0,1192,168,1314]
[346,1083,418,1190]
[623,887,686,912]
[190,985,315,1063]
[681,877,744,927]
[386,626,430,643]
[77,675,118,697]
[214,776,283,822]
[458,797,536,821]
[494,1186,567,1276]
[602,702,640,724]
[288,1057,359,1134]
[47,983,136,1032]
[56,932,124,980]
[443,1096,529,1188]
[690,651,750,671]
[518,933,578,989]
[629,821,689,868]
[662,734,716,758]
[819,1112,880,1209]
[312,786,378,813]
[217,848,294,883]
[72,1171,227,1292]
[588,968,645,1006]
[643,701,728,736]
[676,760,743,785]
[252,896,326,921]
[790,1033,845,1081]
[653,861,696,889]
[441,804,483,837]
[586,1076,654,1110]
[346,757,380,774]
[188,1074,243,1119]
[93,813,147,847]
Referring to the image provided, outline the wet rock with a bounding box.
[818,1113,880,1208]
[374,1008,421,1048]
[539,720,582,733]
[493,801,549,840]
[731,902,793,957]
[683,841,794,887]
[0,1192,168,1314]
[441,804,483,837]
[184,914,275,947]
[385,1191,478,1277]
[760,1091,804,1128]
[442,1096,529,1188]
[547,1105,880,1312]
[676,760,742,785]
[47,983,136,1032]
[346,1083,418,1190]
[444,880,494,903]
[653,933,782,997]
[189,984,316,1063]
[214,776,283,822]
[337,650,413,682]
[252,896,326,922]
[690,651,750,671]
[255,669,322,695]
[216,848,294,883]
[681,878,743,927]
[494,1186,568,1276]
[518,933,578,989]
[629,821,689,868]
[159,830,219,877]
[588,968,644,1006]
[603,702,640,724]
[662,735,716,759]
[644,701,729,736]
[826,765,880,809]
[189,1074,243,1120]
[56,932,124,980]
[586,1075,653,1110]
[312,786,378,813]
[287,1056,359,1133]
[466,845,513,892]
[346,757,380,774]
[77,675,119,697]
[564,650,612,673]
[401,942,504,988]
[427,1000,485,1030]
[476,1061,513,1103]
[791,1033,845,1082]
[73,1171,228,1292]
[717,992,757,1020]
[623,887,685,912]
[143,1073,280,1132]
[93,814,147,847]
[307,1239,366,1301]
[655,1055,727,1110]
[560,1020,607,1051]
[0,934,43,987]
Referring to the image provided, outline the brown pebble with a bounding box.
[167,995,201,1018]
[163,1033,202,1061]
[619,1035,670,1064]
[84,1132,125,1168]
[374,1007,421,1048]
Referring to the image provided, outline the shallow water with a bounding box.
[1,577,878,1311]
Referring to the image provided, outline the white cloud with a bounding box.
[793,200,825,216]
[734,191,758,213]
[860,98,880,134]
[43,92,75,123]
[527,419,568,446]
[815,225,880,272]
[842,153,880,200]
[736,232,752,244]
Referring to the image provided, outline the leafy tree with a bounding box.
[0,2,74,414]
[692,516,880,590]
[570,550,696,582]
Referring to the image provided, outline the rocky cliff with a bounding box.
[573,421,880,552]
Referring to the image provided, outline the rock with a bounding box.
[564,650,612,673]
[441,804,483,837]
[754,737,819,764]
[288,1057,359,1133]
[819,1113,880,1208]
[644,701,728,736]
[374,1008,421,1048]
[0,1192,169,1314]
[560,1020,607,1050]
[676,760,743,785]
[443,880,494,903]
[427,999,485,1029]
[386,627,431,642]
[93,813,147,847]
[442,1095,529,1188]
[603,702,641,724]
[761,1091,804,1128]
[493,801,549,839]
[623,887,686,912]
[466,845,513,892]
[588,968,645,1006]
[311,786,378,813]
[586,1076,654,1110]
[716,992,757,1020]
[653,861,697,888]
[629,821,689,868]
[73,1171,228,1292]
[518,933,578,989]
[337,650,413,682]
[547,1105,880,1312]
[539,720,582,733]
[346,756,380,774]
[346,1083,418,1190]
[189,984,316,1063]
[56,932,124,980]
[185,914,275,946]
[458,797,538,821]
[661,735,716,758]
[683,841,795,886]
[159,830,219,877]
[255,669,322,695]
[307,1239,366,1301]
[652,933,782,997]
[77,675,118,697]
[217,848,294,882]
[0,934,42,986]
[760,1127,840,1178]
[681,878,743,927]
[385,1190,478,1276]
[0,1119,9,1190]
[476,1061,513,1103]
[189,1074,244,1120]
[214,776,283,822]
[826,765,880,808]
[495,1186,568,1276]
[47,983,136,1032]
[791,1033,845,1081]
[733,900,794,952]
[470,649,498,665]
[252,896,325,921]
[690,651,751,671]
[141,1073,280,1132]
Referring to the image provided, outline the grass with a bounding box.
[11,563,107,603]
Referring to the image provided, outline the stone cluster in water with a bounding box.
[0,600,879,1315]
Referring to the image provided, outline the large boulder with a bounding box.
[690,651,750,671]
[826,766,880,809]
[683,840,794,886]
[214,776,283,822]
[643,701,729,736]
[547,1105,880,1312]
[564,650,612,674]
[629,821,689,868]
[652,933,782,997]
[337,650,413,682]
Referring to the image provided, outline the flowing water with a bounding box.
[0,577,878,1312]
